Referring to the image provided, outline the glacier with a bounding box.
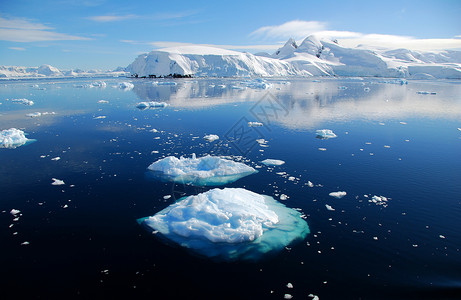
[137,188,310,261]
[0,128,34,149]
[126,36,461,79]
[146,154,257,186]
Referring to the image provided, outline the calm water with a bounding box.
[1,77,460,299]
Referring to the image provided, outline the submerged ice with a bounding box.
[0,128,34,149]
[138,188,310,261]
[146,154,256,186]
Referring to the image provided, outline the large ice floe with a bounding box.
[138,188,310,261]
[0,128,34,149]
[316,129,337,139]
[146,154,256,186]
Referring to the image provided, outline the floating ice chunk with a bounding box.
[10,209,20,216]
[287,283,293,289]
[51,178,65,186]
[136,101,168,110]
[338,86,347,90]
[284,294,293,299]
[364,87,370,92]
[280,194,289,200]
[318,148,327,151]
[26,112,41,118]
[0,128,34,149]
[91,81,106,88]
[153,81,177,86]
[203,134,219,142]
[439,235,446,239]
[93,116,106,119]
[261,159,285,166]
[12,98,34,105]
[417,91,437,95]
[138,188,309,261]
[98,100,109,104]
[118,82,134,90]
[21,241,30,246]
[146,154,256,186]
[306,181,314,187]
[325,204,335,211]
[329,191,346,199]
[244,78,272,89]
[457,128,461,131]
[248,122,263,127]
[316,129,337,139]
[51,157,61,161]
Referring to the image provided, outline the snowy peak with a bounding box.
[297,35,327,58]
[273,38,298,59]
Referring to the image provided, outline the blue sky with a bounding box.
[1,0,460,70]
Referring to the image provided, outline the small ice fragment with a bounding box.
[373,237,378,240]
[439,235,446,239]
[136,101,168,109]
[364,87,370,92]
[325,204,335,211]
[63,204,68,209]
[280,194,289,201]
[316,129,337,139]
[318,148,327,151]
[306,181,314,187]
[98,100,109,104]
[51,157,61,161]
[417,91,436,95]
[288,176,295,181]
[384,145,390,148]
[457,128,461,131]
[284,294,293,299]
[51,178,65,186]
[287,283,293,288]
[261,159,285,166]
[329,191,346,199]
[118,82,134,90]
[248,122,263,127]
[12,98,34,105]
[26,112,42,118]
[203,134,219,142]
[152,81,177,86]
[93,116,106,119]
[163,195,172,200]
[21,241,30,245]
[10,209,21,216]
[400,122,407,125]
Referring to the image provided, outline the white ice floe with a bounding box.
[325,204,335,211]
[51,157,60,161]
[10,209,21,216]
[118,82,134,90]
[316,129,337,139]
[203,134,219,142]
[0,128,34,149]
[261,159,285,166]
[153,81,177,86]
[98,100,109,104]
[369,195,389,207]
[138,188,309,261]
[146,154,256,186]
[329,191,347,199]
[91,81,106,88]
[25,111,55,118]
[51,178,65,186]
[136,101,168,109]
[417,91,437,95]
[248,122,263,127]
[12,98,34,105]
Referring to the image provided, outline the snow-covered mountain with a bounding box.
[0,65,129,79]
[127,36,461,79]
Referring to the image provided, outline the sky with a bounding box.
[1,0,460,70]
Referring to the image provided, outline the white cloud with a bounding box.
[149,41,280,52]
[8,47,26,51]
[87,14,138,22]
[251,20,461,51]
[250,20,327,40]
[0,16,90,42]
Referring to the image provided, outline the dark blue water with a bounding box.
[1,77,460,299]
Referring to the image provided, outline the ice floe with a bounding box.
[369,195,389,207]
[0,128,34,149]
[261,159,285,166]
[203,134,219,142]
[118,82,134,90]
[316,129,337,139]
[146,154,256,186]
[138,188,309,261]
[244,78,272,89]
[417,91,437,95]
[248,122,263,127]
[12,98,34,105]
[51,178,65,186]
[10,209,21,216]
[325,204,335,211]
[136,101,168,110]
[329,191,347,199]
[25,112,55,118]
